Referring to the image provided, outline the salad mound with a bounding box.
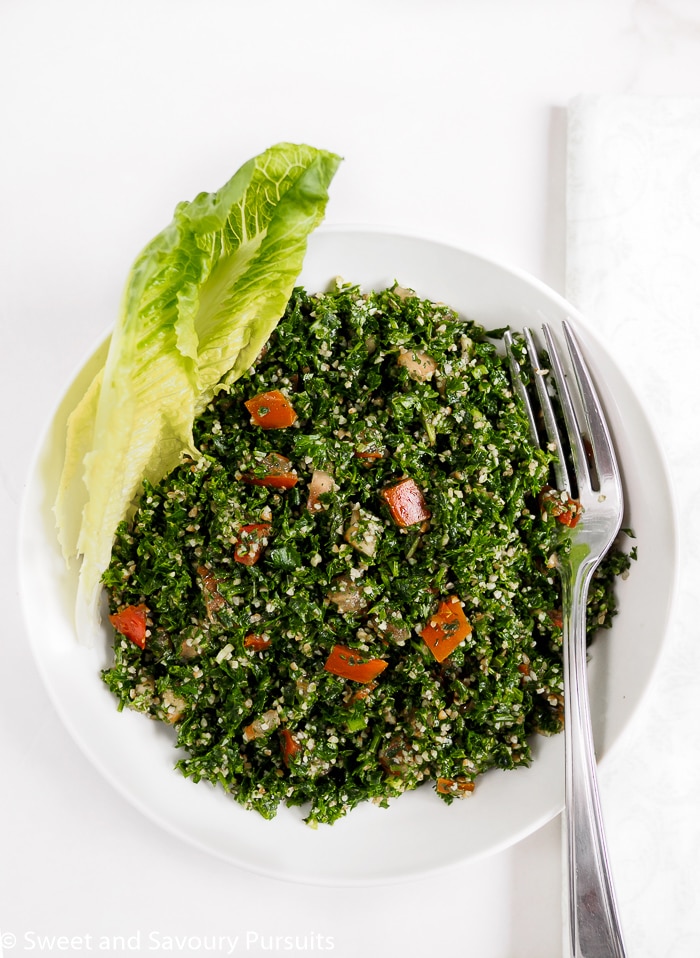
[102,282,631,826]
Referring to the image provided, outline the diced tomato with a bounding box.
[245,472,298,489]
[241,453,298,489]
[243,633,271,651]
[539,486,583,528]
[380,477,431,527]
[234,523,272,566]
[436,777,475,795]
[324,645,388,683]
[108,603,148,649]
[557,506,582,528]
[421,595,472,663]
[244,390,298,429]
[279,728,301,765]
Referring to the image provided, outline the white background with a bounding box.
[2,2,699,956]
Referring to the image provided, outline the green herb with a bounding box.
[102,281,632,825]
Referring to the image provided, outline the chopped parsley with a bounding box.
[101,281,631,826]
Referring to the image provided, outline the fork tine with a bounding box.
[541,324,591,495]
[504,330,539,446]
[522,327,571,494]
[561,321,620,489]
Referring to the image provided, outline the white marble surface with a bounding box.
[2,2,700,956]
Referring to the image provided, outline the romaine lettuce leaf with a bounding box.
[55,143,341,640]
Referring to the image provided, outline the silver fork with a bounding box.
[505,322,627,958]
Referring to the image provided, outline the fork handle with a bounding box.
[563,570,627,958]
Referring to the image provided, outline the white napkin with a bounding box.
[565,94,700,958]
[567,94,700,462]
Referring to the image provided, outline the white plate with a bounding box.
[19,227,678,885]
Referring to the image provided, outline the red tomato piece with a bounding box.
[244,472,298,489]
[241,453,298,489]
[380,477,431,527]
[108,603,148,649]
[539,486,583,528]
[324,645,388,683]
[234,523,272,566]
[243,633,272,651]
[244,390,298,429]
[421,595,472,663]
[279,728,301,766]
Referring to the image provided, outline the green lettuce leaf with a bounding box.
[55,143,341,639]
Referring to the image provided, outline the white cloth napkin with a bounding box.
[567,94,700,461]
[565,94,700,958]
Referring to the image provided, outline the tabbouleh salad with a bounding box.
[102,281,631,826]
